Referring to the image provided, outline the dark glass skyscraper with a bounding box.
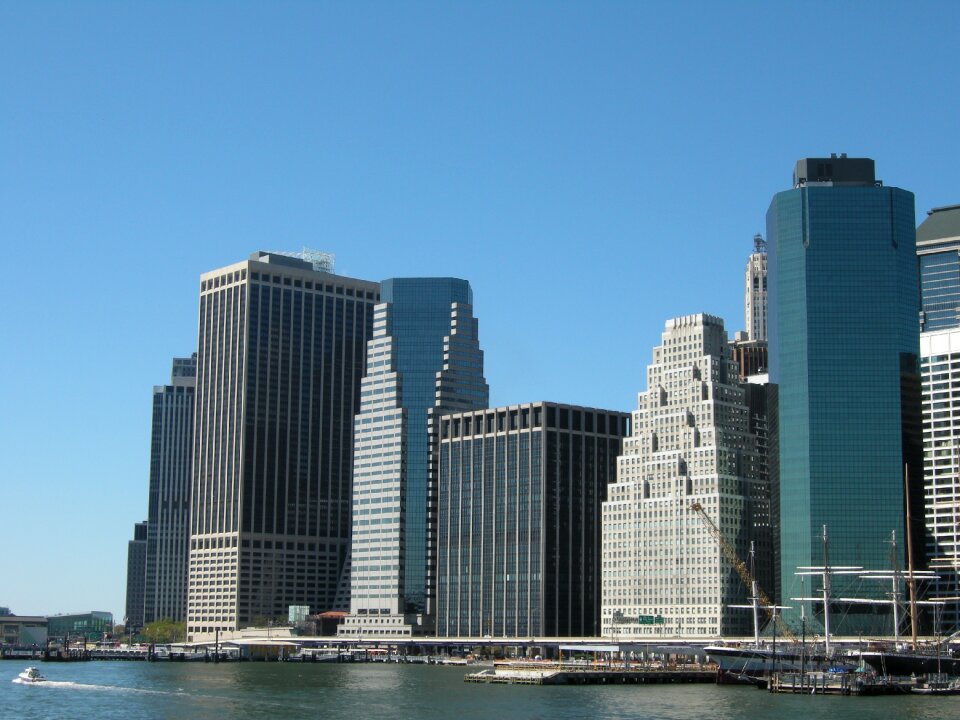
[144,354,196,626]
[436,402,628,638]
[125,521,148,632]
[187,252,378,637]
[768,156,921,632]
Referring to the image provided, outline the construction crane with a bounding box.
[689,502,797,643]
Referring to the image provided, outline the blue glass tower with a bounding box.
[344,278,488,636]
[768,156,921,633]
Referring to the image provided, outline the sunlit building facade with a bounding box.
[918,204,960,631]
[745,233,768,342]
[187,252,378,637]
[601,314,770,639]
[341,279,488,638]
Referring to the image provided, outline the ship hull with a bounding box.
[704,646,844,674]
[860,651,960,677]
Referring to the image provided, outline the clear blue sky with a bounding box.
[1,1,957,622]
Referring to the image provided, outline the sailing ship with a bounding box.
[704,536,852,677]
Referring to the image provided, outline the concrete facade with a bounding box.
[744,234,768,342]
[601,314,771,639]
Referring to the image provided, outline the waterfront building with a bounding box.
[768,156,922,632]
[601,314,770,639]
[745,233,768,342]
[917,204,960,630]
[46,612,113,642]
[125,521,148,632]
[0,615,47,646]
[144,354,196,626]
[436,402,629,638]
[340,279,488,638]
[187,251,378,637]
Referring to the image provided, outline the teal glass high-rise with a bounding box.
[768,156,922,634]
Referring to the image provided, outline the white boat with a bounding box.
[290,647,341,663]
[16,667,47,683]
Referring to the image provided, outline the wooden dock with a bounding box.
[770,671,913,695]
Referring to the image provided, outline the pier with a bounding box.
[466,661,715,685]
[770,671,913,696]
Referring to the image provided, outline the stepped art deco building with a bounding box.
[143,354,196,626]
[436,402,629,638]
[600,314,771,639]
[186,251,379,638]
[768,156,922,634]
[340,278,488,638]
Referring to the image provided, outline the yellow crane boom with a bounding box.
[689,502,797,642]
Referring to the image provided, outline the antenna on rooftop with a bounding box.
[268,247,336,273]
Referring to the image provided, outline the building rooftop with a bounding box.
[917,204,960,245]
[792,154,876,187]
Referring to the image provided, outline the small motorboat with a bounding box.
[16,667,47,683]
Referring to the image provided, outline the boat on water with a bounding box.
[707,530,856,678]
[912,674,960,695]
[860,646,960,677]
[704,645,824,674]
[289,648,341,663]
[16,667,47,683]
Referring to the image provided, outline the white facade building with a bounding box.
[745,234,768,342]
[921,328,960,630]
[601,314,770,639]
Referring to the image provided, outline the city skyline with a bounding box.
[2,3,958,621]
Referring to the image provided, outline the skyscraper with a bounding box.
[919,205,960,333]
[341,278,487,637]
[768,156,921,632]
[144,354,196,626]
[125,521,148,633]
[600,314,769,639]
[187,251,378,638]
[917,203,960,629]
[437,402,628,638]
[730,234,770,382]
[745,233,768,342]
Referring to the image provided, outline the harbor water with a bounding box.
[4,661,960,720]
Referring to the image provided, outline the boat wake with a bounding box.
[11,678,190,696]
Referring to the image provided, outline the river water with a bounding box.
[4,661,960,720]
